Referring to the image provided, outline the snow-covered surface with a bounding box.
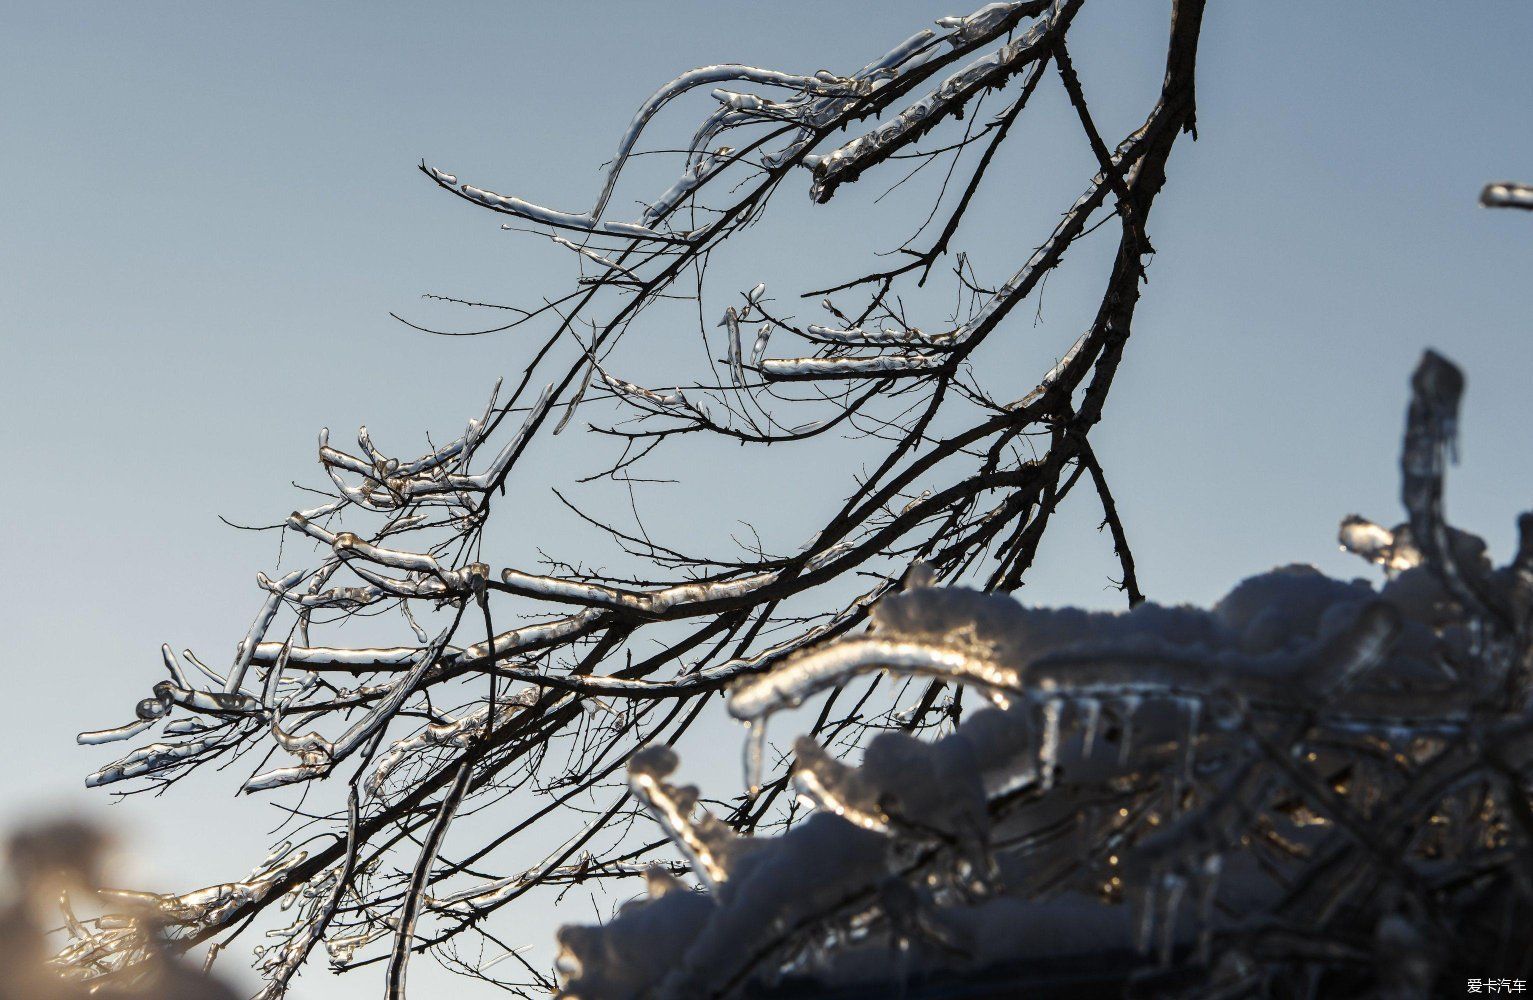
[554,356,1533,999]
[557,544,1520,996]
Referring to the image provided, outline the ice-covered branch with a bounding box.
[71,1,1213,992]
[1481,180,1533,210]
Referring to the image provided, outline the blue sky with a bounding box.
[4,3,1530,995]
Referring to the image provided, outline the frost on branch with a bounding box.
[556,353,1533,999]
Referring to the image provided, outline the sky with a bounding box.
[3,2,1530,996]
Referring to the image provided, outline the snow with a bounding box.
[554,476,1522,998]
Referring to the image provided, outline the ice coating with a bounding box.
[728,637,1022,727]
[499,564,782,615]
[418,0,1047,246]
[789,738,893,833]
[1036,696,1064,789]
[760,352,947,381]
[225,568,304,693]
[598,370,699,414]
[429,65,864,239]
[1481,180,1533,210]
[937,1,1046,40]
[249,793,360,998]
[802,323,956,347]
[364,688,540,796]
[245,622,465,792]
[1014,329,1089,408]
[749,321,771,366]
[1338,513,1422,573]
[723,565,1464,802]
[768,105,1147,391]
[551,235,641,280]
[564,759,891,1000]
[95,844,308,936]
[312,382,553,511]
[76,718,154,746]
[810,0,1077,203]
[627,747,757,893]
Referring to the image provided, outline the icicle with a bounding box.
[750,322,772,367]
[160,643,189,687]
[720,307,745,388]
[1117,695,1142,766]
[1181,698,1201,785]
[1158,871,1186,965]
[743,720,766,795]
[1196,853,1224,965]
[77,718,155,745]
[401,601,429,643]
[1080,696,1102,756]
[1037,698,1063,790]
